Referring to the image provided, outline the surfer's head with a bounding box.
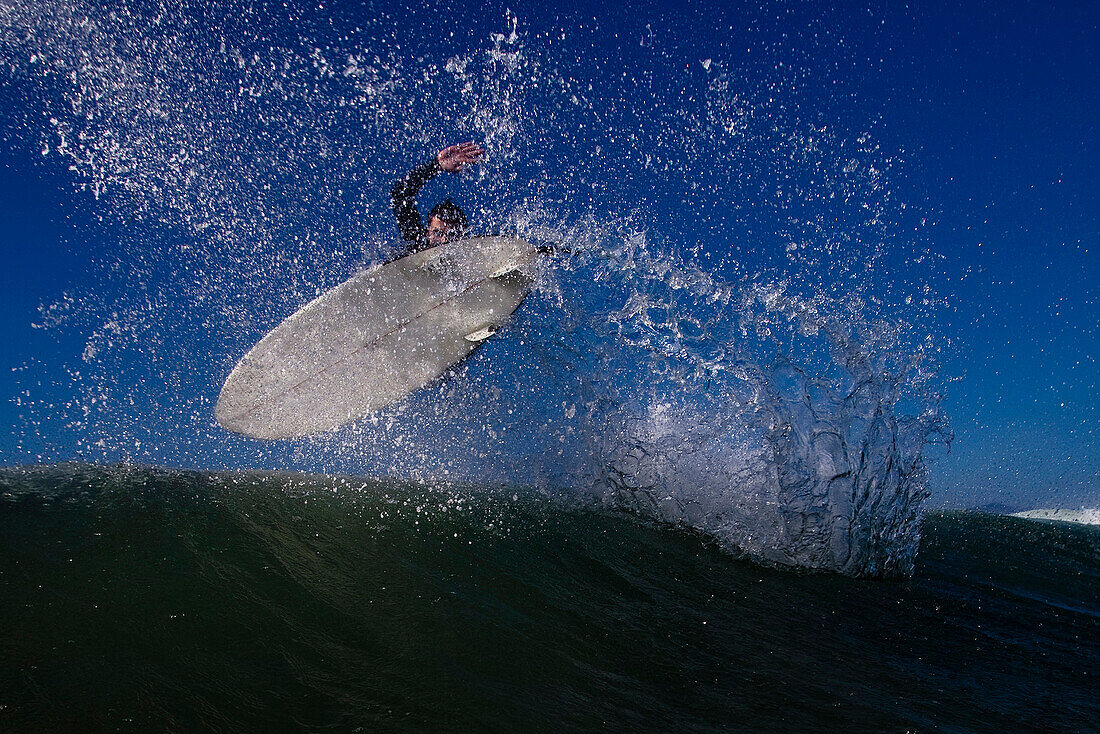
[427,198,468,246]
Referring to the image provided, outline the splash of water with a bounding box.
[1,1,950,575]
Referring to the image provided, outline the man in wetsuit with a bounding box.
[390,141,485,253]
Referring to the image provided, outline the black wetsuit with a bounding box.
[389,157,442,252]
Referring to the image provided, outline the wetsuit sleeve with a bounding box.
[390,157,442,243]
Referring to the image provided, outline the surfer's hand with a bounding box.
[437,142,484,173]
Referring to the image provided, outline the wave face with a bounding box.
[1,1,950,575]
[1,465,1097,731]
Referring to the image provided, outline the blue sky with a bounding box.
[0,0,1095,509]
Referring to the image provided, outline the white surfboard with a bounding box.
[216,236,540,439]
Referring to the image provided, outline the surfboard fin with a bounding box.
[464,326,497,342]
[490,263,521,278]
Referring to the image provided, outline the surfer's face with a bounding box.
[427,216,459,246]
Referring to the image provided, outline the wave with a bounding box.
[1,465,1096,731]
[1011,509,1100,526]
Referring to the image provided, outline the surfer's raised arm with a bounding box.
[390,142,484,251]
[436,141,483,173]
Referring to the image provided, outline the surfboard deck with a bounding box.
[216,236,539,439]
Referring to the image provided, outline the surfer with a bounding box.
[390,142,485,252]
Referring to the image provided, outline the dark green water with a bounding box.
[2,464,1097,732]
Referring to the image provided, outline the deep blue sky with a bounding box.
[0,0,1096,509]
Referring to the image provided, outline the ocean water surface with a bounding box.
[2,464,1097,731]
